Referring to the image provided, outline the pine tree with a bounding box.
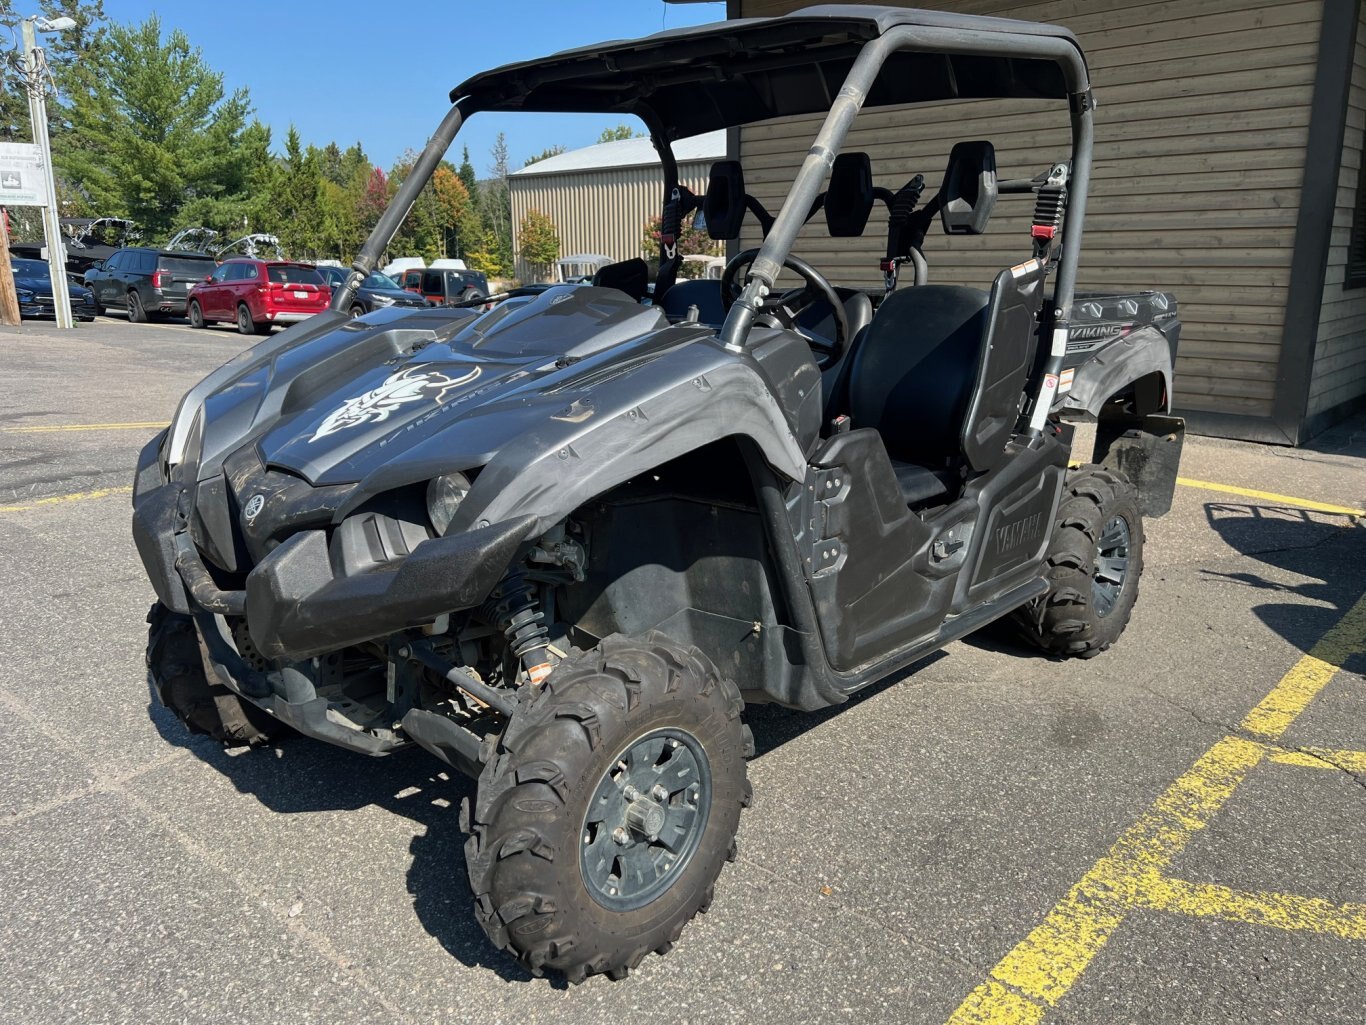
[53,15,260,236]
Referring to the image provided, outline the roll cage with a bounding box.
[333,4,1095,434]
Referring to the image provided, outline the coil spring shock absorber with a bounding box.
[485,570,555,686]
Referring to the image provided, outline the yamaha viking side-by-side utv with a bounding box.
[132,6,1184,982]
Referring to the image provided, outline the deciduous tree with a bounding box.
[517,208,560,278]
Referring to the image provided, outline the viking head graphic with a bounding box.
[310,365,480,442]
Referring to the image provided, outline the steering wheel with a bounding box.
[720,248,849,369]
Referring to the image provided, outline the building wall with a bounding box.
[1310,0,1366,421]
[509,160,713,283]
[736,0,1323,426]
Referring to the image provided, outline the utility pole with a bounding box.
[0,209,20,325]
[20,17,74,330]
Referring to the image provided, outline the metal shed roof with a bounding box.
[510,130,726,177]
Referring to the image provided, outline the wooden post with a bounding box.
[0,208,21,327]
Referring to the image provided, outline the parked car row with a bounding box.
[9,243,491,330]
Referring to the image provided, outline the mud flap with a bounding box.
[1093,413,1184,517]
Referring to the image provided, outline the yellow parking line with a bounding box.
[1242,594,1366,739]
[1064,465,1362,516]
[943,586,1366,1025]
[1176,477,1364,518]
[0,485,133,513]
[1,421,167,434]
[1136,874,1366,941]
[1268,746,1366,773]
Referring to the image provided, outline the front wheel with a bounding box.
[1011,464,1144,658]
[348,304,365,319]
[146,603,283,745]
[465,631,753,983]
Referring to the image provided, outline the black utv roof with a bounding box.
[451,4,1086,138]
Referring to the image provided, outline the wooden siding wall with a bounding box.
[738,0,1323,421]
[1310,0,1366,419]
[509,161,712,283]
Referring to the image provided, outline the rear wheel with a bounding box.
[236,303,259,335]
[466,631,752,983]
[187,299,206,329]
[145,603,282,745]
[127,290,147,323]
[1011,464,1143,658]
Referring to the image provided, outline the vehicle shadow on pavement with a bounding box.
[143,646,947,984]
[1201,502,1366,669]
[146,688,543,985]
[742,651,944,758]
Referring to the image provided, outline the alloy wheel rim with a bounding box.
[1092,515,1131,618]
[579,727,711,911]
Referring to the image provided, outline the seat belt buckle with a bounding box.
[829,414,852,435]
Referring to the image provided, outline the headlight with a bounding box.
[371,294,395,307]
[427,472,471,535]
[16,289,33,301]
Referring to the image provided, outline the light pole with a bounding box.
[20,14,75,329]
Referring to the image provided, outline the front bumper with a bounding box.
[131,432,535,663]
[20,295,97,320]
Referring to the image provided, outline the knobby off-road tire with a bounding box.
[1012,464,1144,658]
[146,603,282,745]
[465,631,753,983]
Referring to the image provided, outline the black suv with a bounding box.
[85,247,218,322]
[316,265,430,317]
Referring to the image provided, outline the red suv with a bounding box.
[186,259,331,335]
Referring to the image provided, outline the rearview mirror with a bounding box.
[940,141,997,236]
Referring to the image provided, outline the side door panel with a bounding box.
[98,253,123,306]
[201,264,229,319]
[793,429,956,672]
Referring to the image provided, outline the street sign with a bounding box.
[0,142,51,207]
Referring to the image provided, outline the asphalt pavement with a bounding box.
[1,315,1364,1025]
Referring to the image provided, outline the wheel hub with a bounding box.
[1092,514,1132,618]
[624,795,667,840]
[580,727,711,911]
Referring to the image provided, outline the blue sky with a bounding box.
[98,0,725,172]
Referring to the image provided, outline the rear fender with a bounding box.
[1060,324,1185,518]
[1058,324,1174,419]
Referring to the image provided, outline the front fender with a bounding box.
[450,346,810,536]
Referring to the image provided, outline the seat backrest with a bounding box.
[846,285,990,467]
[962,268,1042,469]
[657,278,726,325]
[591,257,650,302]
[845,272,1041,473]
